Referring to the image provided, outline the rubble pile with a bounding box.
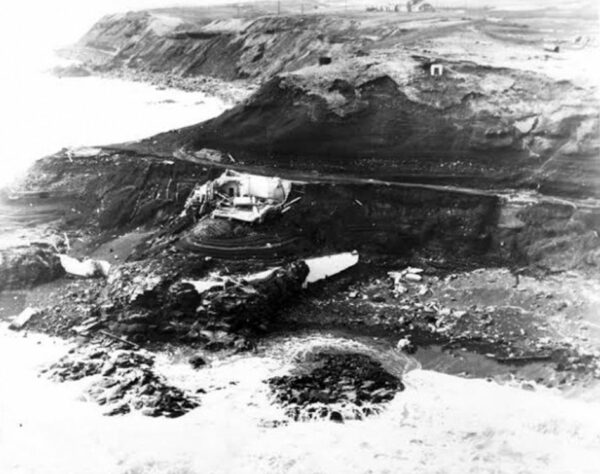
[283,264,600,387]
[45,346,108,381]
[388,267,425,295]
[194,261,309,333]
[73,260,309,346]
[22,280,104,337]
[44,347,200,417]
[16,251,308,348]
[96,68,253,103]
[104,259,181,307]
[330,267,546,356]
[266,351,403,422]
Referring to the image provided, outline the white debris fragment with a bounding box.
[183,267,281,296]
[388,267,426,293]
[388,271,402,280]
[405,267,424,274]
[405,273,422,282]
[396,337,411,351]
[244,268,278,282]
[182,279,225,295]
[303,251,359,286]
[67,146,102,157]
[59,254,110,278]
[193,147,227,163]
[9,307,41,330]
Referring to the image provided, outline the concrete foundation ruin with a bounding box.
[184,170,293,223]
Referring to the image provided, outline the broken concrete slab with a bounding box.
[304,251,359,286]
[9,307,41,331]
[59,254,110,278]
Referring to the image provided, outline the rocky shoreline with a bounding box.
[52,59,256,105]
[2,141,599,419]
[88,65,255,105]
[43,346,200,417]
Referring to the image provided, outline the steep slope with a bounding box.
[56,7,599,199]
[72,7,598,86]
[73,8,598,197]
[148,56,598,197]
[74,11,372,80]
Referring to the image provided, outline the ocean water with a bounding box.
[1,327,599,474]
[0,66,229,187]
[0,0,246,187]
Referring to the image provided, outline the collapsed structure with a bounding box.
[184,170,294,223]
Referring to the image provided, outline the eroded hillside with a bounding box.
[74,7,598,85]
[70,7,599,197]
[158,57,597,196]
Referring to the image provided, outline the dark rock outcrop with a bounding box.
[13,150,208,231]
[0,243,65,291]
[195,260,309,333]
[97,260,309,342]
[267,350,404,421]
[44,347,200,417]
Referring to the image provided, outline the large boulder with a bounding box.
[0,243,64,291]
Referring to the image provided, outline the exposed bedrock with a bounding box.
[152,170,600,272]
[0,152,210,292]
[89,260,309,342]
[264,182,500,258]
[8,152,501,258]
[495,198,600,270]
[10,150,211,231]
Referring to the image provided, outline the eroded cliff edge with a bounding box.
[160,58,598,197]
[69,8,599,197]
